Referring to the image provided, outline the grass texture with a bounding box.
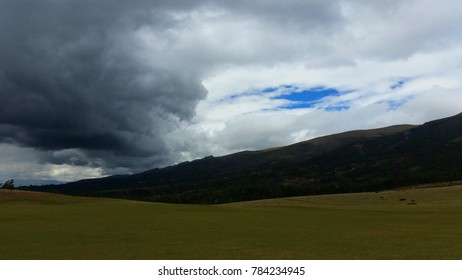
[1,185,462,259]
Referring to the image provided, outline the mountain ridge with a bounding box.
[28,112,462,204]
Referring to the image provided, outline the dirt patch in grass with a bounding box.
[0,189,64,200]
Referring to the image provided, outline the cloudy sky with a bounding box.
[1,0,462,185]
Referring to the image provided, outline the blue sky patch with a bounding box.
[272,86,341,109]
[225,85,351,112]
[390,78,411,90]
[381,96,414,111]
[325,105,351,111]
[225,85,293,100]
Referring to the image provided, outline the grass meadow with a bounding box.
[1,185,462,259]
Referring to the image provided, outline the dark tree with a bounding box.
[1,179,15,189]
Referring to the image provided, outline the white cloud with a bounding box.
[33,164,103,182]
[172,5,462,162]
[2,0,462,181]
[0,144,103,183]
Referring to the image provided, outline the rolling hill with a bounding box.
[29,112,462,204]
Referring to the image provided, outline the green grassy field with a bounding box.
[1,185,462,259]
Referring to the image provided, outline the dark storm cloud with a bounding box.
[221,0,342,30]
[0,0,208,172]
[0,0,350,175]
